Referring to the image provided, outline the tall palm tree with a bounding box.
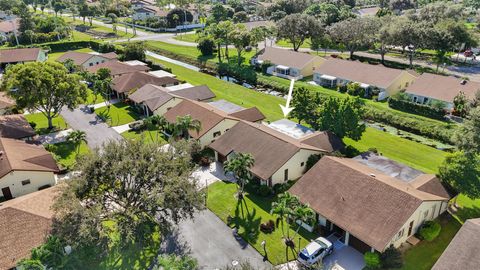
[271,192,298,240]
[66,130,87,156]
[291,204,315,241]
[143,115,168,143]
[223,152,255,200]
[173,115,201,140]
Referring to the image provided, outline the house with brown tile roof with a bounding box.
[209,120,343,186]
[405,73,480,110]
[0,186,60,269]
[0,137,58,201]
[432,218,480,270]
[289,154,449,253]
[0,18,19,40]
[132,5,169,20]
[57,51,117,69]
[163,100,265,147]
[0,114,36,140]
[313,58,418,100]
[128,84,215,116]
[0,92,15,114]
[111,72,180,99]
[0,48,47,69]
[253,47,325,80]
[86,60,150,78]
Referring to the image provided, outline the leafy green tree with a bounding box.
[304,3,353,26]
[232,11,248,23]
[267,0,310,17]
[91,68,112,104]
[153,254,198,270]
[308,96,366,140]
[17,236,74,269]
[229,24,251,66]
[453,107,480,154]
[209,3,233,23]
[52,0,67,16]
[270,192,297,238]
[291,87,321,124]
[197,36,215,56]
[123,42,146,61]
[276,13,324,51]
[439,151,480,201]
[108,13,118,34]
[224,152,255,199]
[1,62,87,130]
[143,114,169,143]
[453,91,469,117]
[172,115,201,139]
[66,130,87,156]
[291,203,315,240]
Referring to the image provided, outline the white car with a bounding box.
[297,237,334,266]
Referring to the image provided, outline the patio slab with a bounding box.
[191,162,235,189]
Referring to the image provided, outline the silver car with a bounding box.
[297,237,334,266]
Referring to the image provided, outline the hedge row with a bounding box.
[388,97,446,120]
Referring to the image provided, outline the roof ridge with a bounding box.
[0,138,12,176]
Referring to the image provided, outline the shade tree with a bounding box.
[276,13,324,51]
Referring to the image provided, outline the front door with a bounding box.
[1,187,13,200]
[407,220,414,236]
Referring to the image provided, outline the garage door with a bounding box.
[349,234,371,254]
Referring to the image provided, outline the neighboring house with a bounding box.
[149,70,177,78]
[432,218,480,270]
[128,84,215,116]
[111,71,180,99]
[57,51,117,69]
[0,186,59,269]
[253,47,325,80]
[0,18,19,41]
[0,48,47,70]
[405,73,480,111]
[242,20,274,30]
[0,92,15,115]
[0,137,59,201]
[354,6,380,17]
[163,99,265,147]
[131,0,156,10]
[289,153,450,253]
[209,119,344,186]
[313,58,418,100]
[86,60,150,78]
[132,5,169,20]
[0,114,36,140]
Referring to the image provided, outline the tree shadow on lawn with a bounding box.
[233,198,262,248]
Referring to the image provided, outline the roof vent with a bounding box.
[370,173,376,178]
[461,80,467,85]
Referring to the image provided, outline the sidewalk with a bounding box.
[37,128,73,144]
[146,50,200,71]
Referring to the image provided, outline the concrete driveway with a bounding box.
[192,162,236,189]
[162,210,271,270]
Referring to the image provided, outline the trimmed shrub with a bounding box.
[388,96,446,120]
[197,37,215,56]
[364,252,381,269]
[418,221,441,241]
[258,185,272,197]
[380,246,403,269]
[272,180,295,195]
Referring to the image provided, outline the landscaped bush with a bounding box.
[388,96,446,120]
[197,37,215,56]
[260,220,275,233]
[272,180,296,195]
[418,221,441,241]
[199,156,211,167]
[217,63,257,84]
[257,76,289,95]
[364,252,381,269]
[258,185,272,197]
[380,246,403,269]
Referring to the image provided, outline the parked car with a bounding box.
[297,237,333,266]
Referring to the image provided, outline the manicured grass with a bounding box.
[85,89,106,105]
[47,141,89,168]
[121,127,168,144]
[276,38,312,49]
[24,113,68,135]
[344,127,447,174]
[95,102,142,126]
[47,48,93,62]
[207,181,318,265]
[148,57,285,122]
[173,33,200,43]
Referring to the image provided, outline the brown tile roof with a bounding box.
[129,84,174,111]
[0,48,41,64]
[0,114,36,139]
[228,107,266,122]
[111,72,179,93]
[405,73,480,103]
[0,92,15,110]
[289,156,447,251]
[170,85,216,101]
[86,60,150,76]
[209,121,340,180]
[0,18,19,33]
[0,137,59,179]
[314,58,412,89]
[57,51,117,66]
[432,218,480,270]
[0,186,60,269]
[300,131,345,153]
[257,47,322,69]
[164,99,235,139]
[101,52,118,59]
[409,174,451,200]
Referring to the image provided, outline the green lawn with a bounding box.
[24,113,68,135]
[276,38,312,49]
[173,33,200,43]
[207,181,318,265]
[344,127,447,174]
[95,102,142,126]
[85,89,106,105]
[46,141,90,168]
[121,127,168,144]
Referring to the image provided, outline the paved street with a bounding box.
[162,210,271,270]
[60,106,123,150]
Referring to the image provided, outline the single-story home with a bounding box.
[163,99,265,147]
[0,114,36,140]
[432,218,480,270]
[0,186,59,269]
[0,137,59,201]
[209,119,344,186]
[111,71,180,99]
[405,73,480,110]
[149,69,176,78]
[0,48,47,70]
[57,51,117,69]
[132,5,169,20]
[128,84,215,116]
[253,47,325,80]
[289,153,450,253]
[0,92,15,114]
[131,0,156,10]
[313,58,418,100]
[0,18,19,42]
[208,99,266,123]
[86,60,150,78]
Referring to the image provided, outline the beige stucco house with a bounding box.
[0,48,47,70]
[0,137,59,201]
[313,58,418,100]
[209,119,344,186]
[290,153,450,253]
[57,51,117,69]
[253,47,325,80]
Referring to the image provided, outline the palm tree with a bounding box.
[291,203,315,241]
[172,115,201,140]
[66,130,87,156]
[223,152,255,200]
[271,192,298,240]
[143,115,168,143]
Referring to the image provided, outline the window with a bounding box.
[397,228,404,239]
[284,169,289,181]
[21,179,31,186]
[213,131,221,138]
[423,98,429,104]
[413,96,418,103]
[301,162,305,167]
[89,63,93,66]
[405,82,409,87]
[423,210,429,219]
